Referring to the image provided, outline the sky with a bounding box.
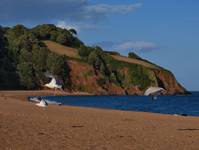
[0,0,199,91]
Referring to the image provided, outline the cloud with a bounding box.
[0,0,142,25]
[56,21,80,32]
[114,41,157,51]
[95,40,157,52]
[84,3,142,18]
[56,20,96,32]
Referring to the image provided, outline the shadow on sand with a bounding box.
[178,128,199,131]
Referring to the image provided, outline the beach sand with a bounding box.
[0,91,199,150]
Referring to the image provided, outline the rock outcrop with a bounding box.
[66,60,186,95]
[153,70,186,95]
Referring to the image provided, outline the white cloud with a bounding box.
[114,41,157,51]
[0,0,142,24]
[56,21,80,31]
[85,3,142,14]
[56,20,96,32]
[95,40,157,52]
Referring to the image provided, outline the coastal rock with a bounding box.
[153,70,186,95]
[126,86,143,95]
[65,60,186,95]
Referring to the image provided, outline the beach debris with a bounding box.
[36,99,48,107]
[144,87,166,96]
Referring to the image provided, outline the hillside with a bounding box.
[44,40,160,70]
[0,24,186,95]
[43,40,79,59]
[44,39,185,95]
[111,55,160,70]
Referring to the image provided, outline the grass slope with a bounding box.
[111,55,160,70]
[44,40,161,70]
[43,40,79,59]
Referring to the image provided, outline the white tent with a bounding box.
[45,77,62,89]
[36,100,48,107]
[144,87,166,96]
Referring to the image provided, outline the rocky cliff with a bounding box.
[66,60,186,95]
[153,70,186,95]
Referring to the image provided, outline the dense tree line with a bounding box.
[0,26,20,89]
[0,24,79,89]
[32,24,83,48]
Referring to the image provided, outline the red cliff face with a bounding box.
[126,86,144,95]
[153,70,186,94]
[66,60,186,95]
[67,60,126,95]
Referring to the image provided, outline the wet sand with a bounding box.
[0,91,199,150]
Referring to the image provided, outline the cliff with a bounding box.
[65,59,186,95]
[153,70,186,95]
[0,24,187,95]
[43,40,187,95]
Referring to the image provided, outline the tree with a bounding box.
[56,33,68,45]
[47,53,70,86]
[0,27,6,56]
[33,24,57,40]
[78,45,92,58]
[10,24,28,37]
[17,62,36,89]
[128,52,142,60]
[17,33,39,50]
[88,50,98,67]
[19,49,33,63]
[128,65,151,90]
[0,24,84,90]
[69,28,77,35]
[32,47,48,72]
[0,27,20,89]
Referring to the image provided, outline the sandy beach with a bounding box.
[1,91,199,150]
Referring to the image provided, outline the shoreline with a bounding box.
[1,90,199,150]
[0,90,93,101]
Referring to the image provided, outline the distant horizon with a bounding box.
[1,0,198,91]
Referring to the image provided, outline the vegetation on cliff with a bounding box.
[0,24,186,94]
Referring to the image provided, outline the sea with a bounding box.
[38,92,199,116]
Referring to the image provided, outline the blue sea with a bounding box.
[40,92,199,116]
